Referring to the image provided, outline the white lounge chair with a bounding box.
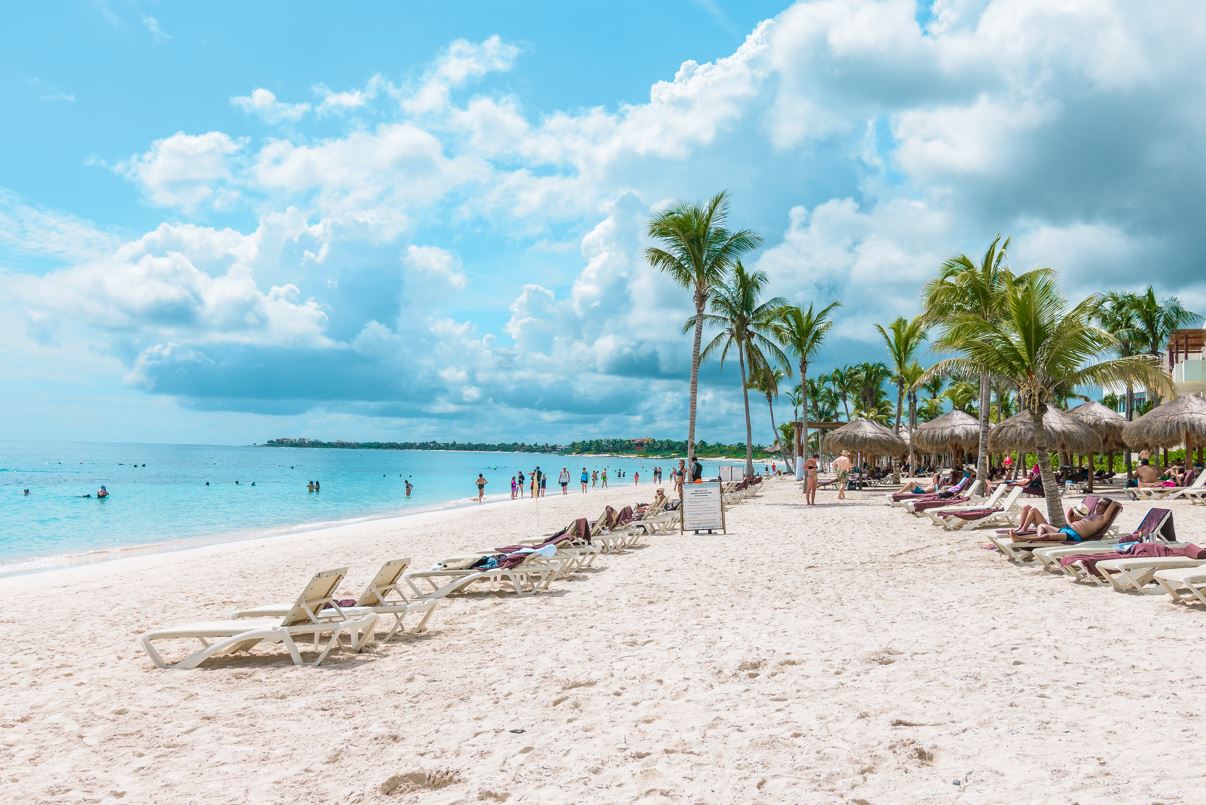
[1032,507,1176,573]
[935,486,1025,531]
[1090,556,1206,593]
[918,482,1000,523]
[140,568,378,669]
[1153,567,1206,604]
[230,559,459,642]
[1128,470,1205,501]
[404,550,558,598]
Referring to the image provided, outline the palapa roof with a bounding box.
[987,407,1101,453]
[912,409,983,453]
[823,417,907,457]
[1068,401,1127,452]
[1122,393,1206,450]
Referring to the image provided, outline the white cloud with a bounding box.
[403,34,520,115]
[0,189,122,264]
[403,244,467,288]
[115,131,244,211]
[141,14,172,43]
[232,88,311,124]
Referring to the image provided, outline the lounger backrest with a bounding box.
[980,483,1007,507]
[281,567,349,626]
[1084,499,1121,538]
[999,485,1024,510]
[356,558,412,607]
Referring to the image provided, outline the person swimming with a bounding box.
[96,485,108,499]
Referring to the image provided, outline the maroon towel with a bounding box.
[939,506,1001,521]
[911,496,969,513]
[614,506,634,526]
[1060,543,1205,577]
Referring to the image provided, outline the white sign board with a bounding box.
[718,465,744,482]
[682,482,726,533]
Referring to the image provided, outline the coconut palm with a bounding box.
[777,301,840,472]
[1131,286,1199,403]
[646,191,761,467]
[688,262,788,477]
[943,381,979,415]
[901,361,925,472]
[851,361,892,414]
[922,235,1022,481]
[749,365,791,469]
[927,271,1172,526]
[875,316,928,435]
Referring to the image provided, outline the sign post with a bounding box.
[681,481,726,534]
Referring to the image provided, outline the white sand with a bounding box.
[3,479,1206,803]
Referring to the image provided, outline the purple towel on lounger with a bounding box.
[938,506,1000,521]
[1059,542,1206,577]
[911,496,970,513]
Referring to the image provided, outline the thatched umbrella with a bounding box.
[1068,401,1126,492]
[824,418,908,473]
[1122,395,1206,464]
[912,410,982,468]
[988,409,1101,482]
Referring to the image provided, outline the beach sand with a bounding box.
[3,479,1206,803]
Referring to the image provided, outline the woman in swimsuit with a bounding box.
[804,453,820,505]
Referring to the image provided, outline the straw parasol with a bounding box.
[987,408,1101,455]
[1122,394,1206,453]
[1068,401,1127,491]
[824,417,908,457]
[912,409,982,455]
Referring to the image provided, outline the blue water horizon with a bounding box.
[0,440,756,574]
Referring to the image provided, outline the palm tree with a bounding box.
[646,191,761,468]
[828,366,855,421]
[852,361,891,413]
[943,381,979,415]
[749,365,791,469]
[688,262,787,477]
[875,316,928,434]
[928,271,1172,526]
[901,361,925,472]
[777,301,840,473]
[1097,291,1145,476]
[922,235,1019,482]
[1131,286,1199,403]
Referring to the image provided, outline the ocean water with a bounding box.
[0,441,750,573]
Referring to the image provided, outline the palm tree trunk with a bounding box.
[907,391,917,477]
[976,374,991,480]
[687,293,705,467]
[800,360,810,479]
[738,342,754,478]
[1031,408,1065,526]
[767,392,791,471]
[894,381,904,434]
[1124,383,1134,477]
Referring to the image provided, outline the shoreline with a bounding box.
[0,480,666,580]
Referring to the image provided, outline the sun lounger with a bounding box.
[986,501,1122,564]
[230,559,460,642]
[1153,566,1206,604]
[405,549,560,597]
[140,568,378,669]
[935,486,1024,530]
[1091,552,1206,593]
[1032,507,1175,572]
[1129,469,1203,501]
[919,483,1002,523]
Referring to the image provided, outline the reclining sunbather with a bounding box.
[1009,498,1120,543]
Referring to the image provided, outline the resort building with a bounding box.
[1168,324,1206,395]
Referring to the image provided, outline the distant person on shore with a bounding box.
[517,470,526,498]
[601,468,608,488]
[804,453,820,505]
[476,473,487,502]
[690,458,703,483]
[634,470,640,486]
[510,476,517,499]
[540,472,547,497]
[580,467,589,493]
[405,479,413,497]
[559,467,570,495]
[832,451,853,500]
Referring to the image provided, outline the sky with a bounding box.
[2,0,1204,446]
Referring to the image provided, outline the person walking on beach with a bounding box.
[831,450,853,500]
[540,471,547,497]
[580,467,589,493]
[601,468,608,488]
[559,467,570,495]
[804,453,820,506]
[476,473,488,502]
[510,476,517,500]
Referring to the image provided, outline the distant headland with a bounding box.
[262,437,774,460]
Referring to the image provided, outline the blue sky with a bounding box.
[2,0,1204,445]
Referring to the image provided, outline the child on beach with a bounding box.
[510,476,517,499]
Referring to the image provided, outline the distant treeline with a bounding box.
[263,436,772,459]
[263,438,561,453]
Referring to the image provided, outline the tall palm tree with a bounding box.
[852,361,891,413]
[901,361,925,472]
[875,316,928,434]
[828,365,854,421]
[923,235,1022,481]
[777,301,840,473]
[928,271,1172,526]
[688,262,788,477]
[646,191,761,468]
[1131,286,1199,403]
[943,381,979,414]
[749,365,791,469]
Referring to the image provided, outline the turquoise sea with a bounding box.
[0,441,745,574]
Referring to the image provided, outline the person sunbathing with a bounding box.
[895,472,942,495]
[1134,459,1163,488]
[1009,498,1121,543]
